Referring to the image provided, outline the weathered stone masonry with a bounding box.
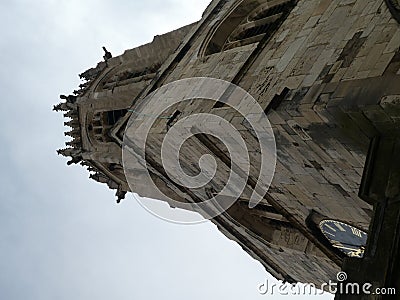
[56,0,400,287]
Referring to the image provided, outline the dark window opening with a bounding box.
[94,128,102,135]
[106,109,128,126]
[264,87,290,113]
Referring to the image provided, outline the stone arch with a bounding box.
[200,0,296,56]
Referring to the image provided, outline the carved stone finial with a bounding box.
[65,139,80,147]
[64,129,80,138]
[64,110,78,118]
[57,148,72,157]
[90,172,109,184]
[89,173,99,181]
[57,148,81,157]
[64,120,78,127]
[67,156,82,165]
[60,95,77,103]
[79,82,89,89]
[102,46,112,61]
[116,186,127,204]
[53,102,69,112]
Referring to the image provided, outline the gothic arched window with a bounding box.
[202,0,296,56]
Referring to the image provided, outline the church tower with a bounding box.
[56,0,400,292]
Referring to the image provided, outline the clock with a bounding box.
[319,220,368,258]
[385,0,400,23]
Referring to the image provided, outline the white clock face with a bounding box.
[319,220,368,258]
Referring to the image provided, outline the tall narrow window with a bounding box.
[203,0,296,56]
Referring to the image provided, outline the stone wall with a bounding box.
[57,0,400,285]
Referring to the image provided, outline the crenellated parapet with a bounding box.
[76,61,108,96]
[55,24,198,203]
[55,93,82,153]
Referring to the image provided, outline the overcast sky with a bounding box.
[0,1,333,299]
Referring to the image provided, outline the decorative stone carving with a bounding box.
[55,0,400,287]
[203,0,296,56]
[60,94,77,103]
[53,103,68,111]
[116,186,127,203]
[79,61,107,83]
[102,46,112,61]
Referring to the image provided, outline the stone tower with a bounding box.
[56,0,400,293]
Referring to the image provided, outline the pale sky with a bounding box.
[0,0,333,299]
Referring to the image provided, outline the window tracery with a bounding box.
[203,0,296,56]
